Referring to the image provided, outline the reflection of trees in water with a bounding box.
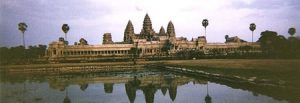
[49,80,68,91]
[80,83,88,91]
[0,73,45,84]
[63,87,71,103]
[22,80,26,103]
[252,91,258,96]
[205,82,212,103]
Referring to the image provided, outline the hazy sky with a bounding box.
[1,0,299,47]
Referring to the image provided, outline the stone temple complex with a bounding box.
[46,14,261,62]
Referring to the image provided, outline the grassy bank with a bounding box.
[161,59,300,88]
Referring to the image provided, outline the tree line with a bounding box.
[258,30,300,58]
[0,45,47,65]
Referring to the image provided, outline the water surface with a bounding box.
[1,68,288,103]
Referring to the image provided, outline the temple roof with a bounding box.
[167,21,175,37]
[125,20,134,34]
[158,26,166,36]
[143,13,152,29]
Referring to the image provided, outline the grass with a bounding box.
[162,59,300,88]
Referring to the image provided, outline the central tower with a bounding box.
[140,13,156,41]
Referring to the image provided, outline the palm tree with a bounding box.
[62,24,70,41]
[249,23,256,43]
[202,19,209,37]
[18,22,28,47]
[288,27,296,37]
[225,35,229,40]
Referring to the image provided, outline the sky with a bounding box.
[0,0,299,47]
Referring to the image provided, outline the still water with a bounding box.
[1,68,288,103]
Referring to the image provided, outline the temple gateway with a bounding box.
[45,14,260,62]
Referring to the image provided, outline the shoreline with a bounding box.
[0,61,144,73]
[158,59,300,89]
[0,61,151,69]
[2,59,300,70]
[2,59,298,68]
[2,59,300,84]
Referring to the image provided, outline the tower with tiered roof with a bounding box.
[124,20,135,43]
[167,21,176,38]
[140,13,156,41]
[158,26,166,36]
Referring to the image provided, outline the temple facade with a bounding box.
[46,14,261,62]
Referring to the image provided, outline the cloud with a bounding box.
[0,0,299,47]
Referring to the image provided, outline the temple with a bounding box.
[46,14,260,62]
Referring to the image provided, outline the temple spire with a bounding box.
[143,13,152,31]
[140,13,155,40]
[124,20,135,43]
[167,21,175,37]
[158,26,166,36]
[144,14,151,24]
[125,20,134,32]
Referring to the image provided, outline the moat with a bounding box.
[0,66,290,103]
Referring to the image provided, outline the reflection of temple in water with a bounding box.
[47,72,203,103]
[2,69,299,103]
[79,83,88,91]
[63,87,71,103]
[104,83,114,93]
[123,75,187,103]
